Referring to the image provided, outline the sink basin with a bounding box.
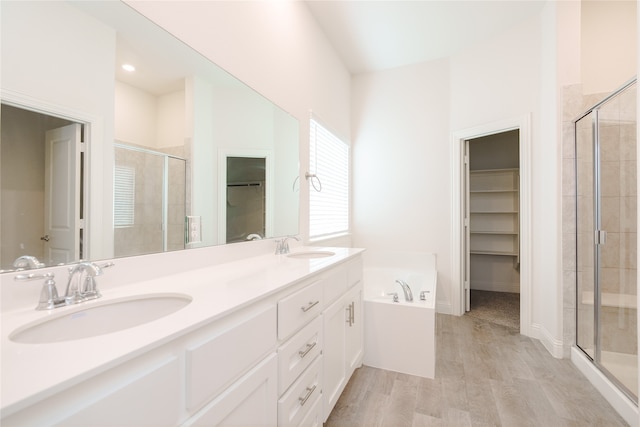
[10,294,192,344]
[287,250,336,259]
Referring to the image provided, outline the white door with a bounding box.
[464,140,471,312]
[44,123,82,265]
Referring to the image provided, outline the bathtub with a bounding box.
[362,251,437,379]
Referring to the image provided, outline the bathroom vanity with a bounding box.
[0,247,364,427]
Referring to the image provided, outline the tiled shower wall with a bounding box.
[562,83,637,357]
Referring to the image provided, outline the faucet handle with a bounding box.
[14,272,64,310]
[420,290,430,301]
[386,292,399,303]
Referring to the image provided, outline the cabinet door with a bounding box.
[345,282,363,377]
[182,354,277,427]
[322,296,347,421]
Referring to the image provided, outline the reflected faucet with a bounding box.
[64,261,104,305]
[13,255,45,270]
[275,235,300,254]
[246,233,263,241]
[395,279,414,302]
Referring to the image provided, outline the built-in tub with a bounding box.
[363,251,437,379]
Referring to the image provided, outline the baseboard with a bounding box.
[470,280,520,294]
[530,323,564,359]
[571,347,638,427]
[436,302,452,315]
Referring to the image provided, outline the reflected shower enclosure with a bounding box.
[114,144,186,257]
[575,80,637,401]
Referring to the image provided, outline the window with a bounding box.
[309,118,349,239]
[114,165,135,228]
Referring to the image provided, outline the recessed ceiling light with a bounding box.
[122,64,135,72]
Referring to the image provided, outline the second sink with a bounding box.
[10,294,192,344]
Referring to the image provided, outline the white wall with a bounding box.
[351,59,451,311]
[351,6,564,353]
[125,1,352,244]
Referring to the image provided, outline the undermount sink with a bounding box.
[10,294,192,344]
[287,250,336,259]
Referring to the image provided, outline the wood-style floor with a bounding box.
[326,313,629,427]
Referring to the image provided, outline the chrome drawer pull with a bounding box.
[300,300,319,312]
[298,384,317,406]
[298,341,317,358]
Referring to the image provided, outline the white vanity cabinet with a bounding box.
[1,250,364,427]
[322,259,364,421]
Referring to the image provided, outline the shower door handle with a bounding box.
[595,230,607,245]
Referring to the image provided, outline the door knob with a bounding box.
[40,235,50,242]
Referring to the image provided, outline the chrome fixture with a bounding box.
[14,261,114,310]
[246,233,263,241]
[395,279,413,302]
[275,236,300,255]
[420,290,430,301]
[13,255,45,270]
[387,292,399,303]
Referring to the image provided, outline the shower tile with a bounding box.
[620,196,637,233]
[620,160,636,197]
[575,160,593,196]
[600,232,620,269]
[562,233,577,272]
[620,268,637,295]
[577,232,594,269]
[562,158,576,197]
[563,270,576,309]
[620,232,637,270]
[598,125,620,162]
[562,84,584,121]
[620,123,637,160]
[600,267,621,294]
[600,161,621,197]
[600,196,620,232]
[562,121,576,160]
[562,197,576,234]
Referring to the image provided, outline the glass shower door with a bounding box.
[575,80,637,402]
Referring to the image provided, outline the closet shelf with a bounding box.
[470,250,518,256]
[470,189,518,193]
[470,210,518,214]
[470,231,518,235]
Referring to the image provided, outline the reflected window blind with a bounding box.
[309,118,349,238]
[114,165,135,228]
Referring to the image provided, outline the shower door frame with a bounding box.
[574,77,637,403]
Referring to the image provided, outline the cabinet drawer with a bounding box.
[186,305,277,411]
[297,391,323,427]
[278,315,323,395]
[278,355,322,427]
[278,280,323,340]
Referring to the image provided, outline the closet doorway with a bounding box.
[464,130,521,330]
[452,115,531,334]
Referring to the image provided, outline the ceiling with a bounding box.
[305,1,548,74]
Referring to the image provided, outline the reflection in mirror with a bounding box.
[0,1,299,271]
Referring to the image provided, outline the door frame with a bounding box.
[1,88,108,262]
[450,114,532,336]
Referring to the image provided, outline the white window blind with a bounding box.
[114,165,135,228]
[309,118,349,238]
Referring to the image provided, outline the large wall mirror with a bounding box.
[0,1,300,271]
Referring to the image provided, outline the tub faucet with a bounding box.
[395,279,414,302]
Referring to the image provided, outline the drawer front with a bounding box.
[186,305,277,411]
[347,257,363,288]
[278,279,323,340]
[278,315,323,395]
[323,266,348,307]
[297,391,323,427]
[277,355,322,427]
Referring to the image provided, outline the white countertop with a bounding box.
[0,246,364,416]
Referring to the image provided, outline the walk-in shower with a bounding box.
[575,79,637,403]
[113,143,187,257]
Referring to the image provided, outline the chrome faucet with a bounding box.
[13,255,45,270]
[246,233,263,241]
[275,235,300,255]
[15,261,113,310]
[395,279,414,302]
[64,261,104,305]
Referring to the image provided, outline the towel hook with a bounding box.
[305,172,322,192]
